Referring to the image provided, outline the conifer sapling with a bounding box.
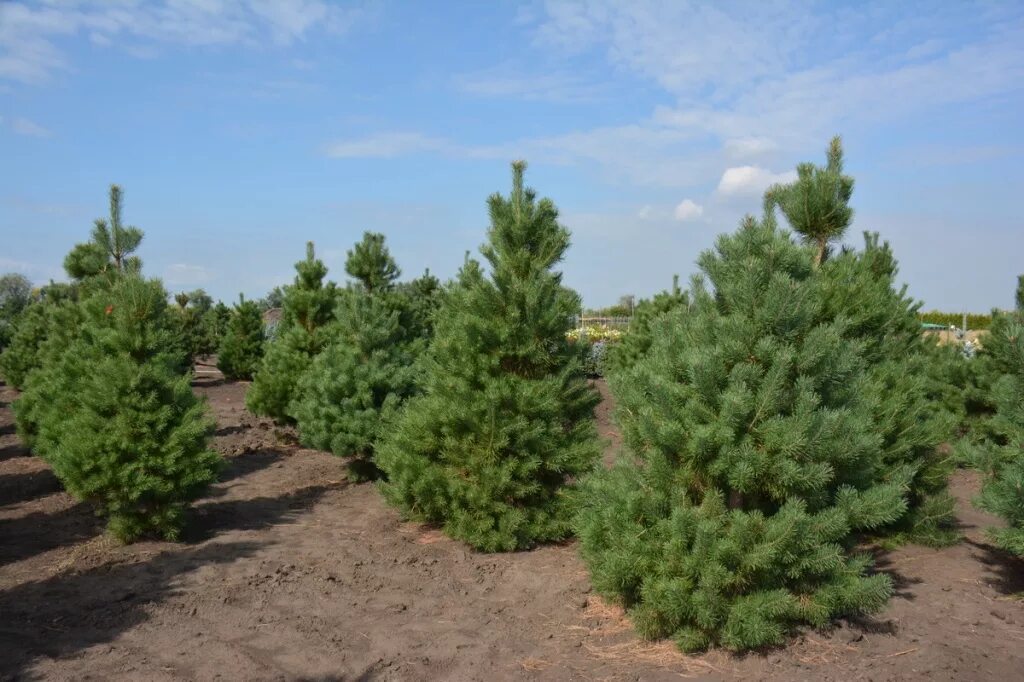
[377,161,600,551]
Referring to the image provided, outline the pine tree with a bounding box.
[973,310,1024,554]
[766,136,853,267]
[604,275,688,375]
[3,186,143,387]
[817,234,957,545]
[291,233,423,480]
[578,211,904,653]
[217,295,264,380]
[63,185,144,285]
[246,243,336,421]
[14,277,220,541]
[377,162,600,551]
[769,138,955,546]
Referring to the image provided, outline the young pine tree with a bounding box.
[577,211,905,653]
[291,233,422,481]
[769,138,955,546]
[377,162,601,552]
[3,185,144,387]
[973,311,1024,555]
[217,295,264,380]
[603,275,688,375]
[246,243,336,421]
[15,277,220,541]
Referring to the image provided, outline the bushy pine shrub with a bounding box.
[15,277,220,541]
[377,162,601,551]
[578,213,904,653]
[246,242,336,421]
[973,312,1024,555]
[818,234,956,545]
[291,233,425,481]
[604,275,688,375]
[766,139,955,546]
[217,295,264,380]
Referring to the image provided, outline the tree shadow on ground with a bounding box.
[216,448,288,486]
[0,468,61,506]
[0,442,30,461]
[871,550,923,602]
[963,537,1024,595]
[184,482,340,543]
[0,540,263,680]
[0,422,15,436]
[0,502,103,568]
[214,424,249,437]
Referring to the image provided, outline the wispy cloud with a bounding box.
[164,263,214,286]
[0,1,372,85]
[324,132,453,159]
[6,116,51,137]
[454,66,605,102]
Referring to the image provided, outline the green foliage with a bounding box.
[257,286,285,312]
[217,295,264,380]
[172,289,223,362]
[0,273,33,351]
[2,299,83,402]
[579,214,903,652]
[344,232,400,294]
[246,242,336,421]
[4,185,148,385]
[918,311,991,330]
[291,233,425,480]
[14,277,220,541]
[819,233,956,546]
[378,161,601,551]
[973,314,1024,555]
[604,275,688,375]
[766,135,854,266]
[63,185,144,285]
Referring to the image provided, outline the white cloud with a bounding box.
[724,136,777,159]
[8,116,51,138]
[0,1,369,84]
[164,263,213,286]
[673,199,703,222]
[454,67,605,102]
[716,166,796,197]
[325,132,452,159]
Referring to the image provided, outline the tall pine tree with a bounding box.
[578,209,904,652]
[246,242,336,421]
[377,161,600,551]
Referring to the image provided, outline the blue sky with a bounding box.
[1,1,1022,311]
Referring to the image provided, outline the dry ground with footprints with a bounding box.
[2,361,1023,681]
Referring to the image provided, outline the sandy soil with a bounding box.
[2,363,1024,681]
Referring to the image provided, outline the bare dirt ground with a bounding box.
[2,363,1024,681]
